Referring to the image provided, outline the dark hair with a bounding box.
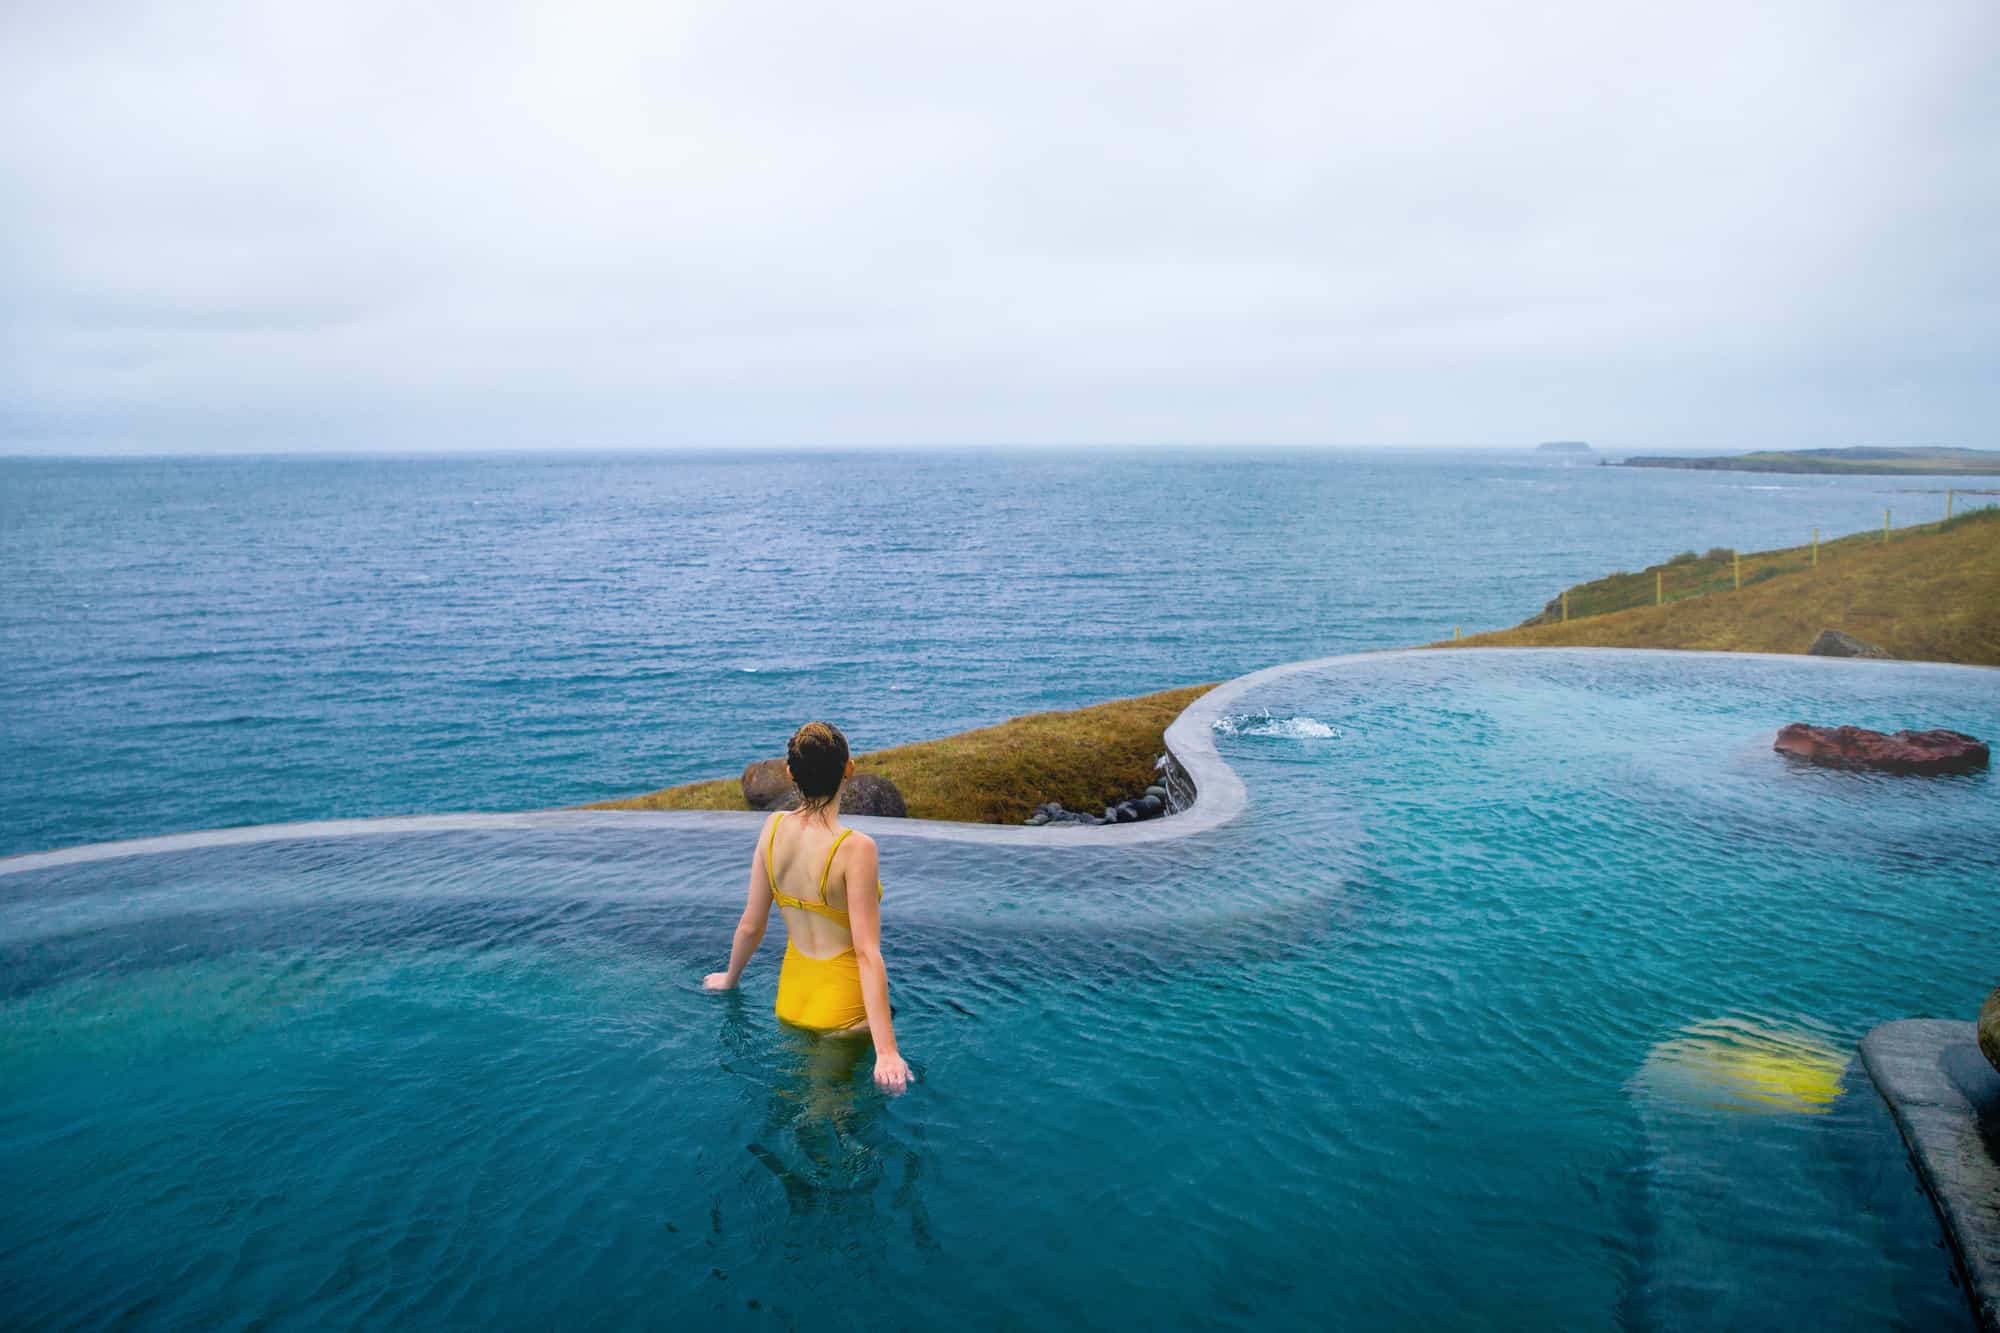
[786,721,849,813]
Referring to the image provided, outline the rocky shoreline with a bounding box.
[1024,752,1193,826]
[731,744,1202,828]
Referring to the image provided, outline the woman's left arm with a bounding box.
[843,836,910,1093]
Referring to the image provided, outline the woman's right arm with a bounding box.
[704,815,776,991]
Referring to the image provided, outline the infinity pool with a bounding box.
[3,651,1994,1330]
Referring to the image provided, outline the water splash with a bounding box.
[1211,709,1340,740]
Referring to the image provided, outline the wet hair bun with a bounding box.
[786,721,850,810]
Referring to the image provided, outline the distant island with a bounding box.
[1622,447,2000,476]
[1537,440,1593,453]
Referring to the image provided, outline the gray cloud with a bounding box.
[3,0,1995,452]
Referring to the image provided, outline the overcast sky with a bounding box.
[3,0,1994,453]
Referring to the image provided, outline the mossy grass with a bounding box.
[587,684,1215,824]
[1443,505,2000,663]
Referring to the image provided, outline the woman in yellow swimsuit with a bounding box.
[703,721,911,1094]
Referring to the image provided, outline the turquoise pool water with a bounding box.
[3,651,1994,1329]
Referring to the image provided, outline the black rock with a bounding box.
[1137,793,1163,816]
[1808,628,1892,659]
[840,774,907,818]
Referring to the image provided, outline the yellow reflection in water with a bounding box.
[1634,1017,1847,1115]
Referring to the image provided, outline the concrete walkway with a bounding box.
[1860,1019,2000,1332]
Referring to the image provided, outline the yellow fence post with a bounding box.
[1812,527,1819,567]
[1947,488,1954,520]
[1655,569,1663,606]
[1884,508,1890,543]
[1562,590,1569,623]
[1733,552,1741,591]
[1454,626,1460,642]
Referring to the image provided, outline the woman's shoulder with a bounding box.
[833,827,878,895]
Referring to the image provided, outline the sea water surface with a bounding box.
[1,449,1983,857]
[1,652,1993,1330]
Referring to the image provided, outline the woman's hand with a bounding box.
[702,972,736,991]
[873,1051,911,1094]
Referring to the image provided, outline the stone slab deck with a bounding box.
[1860,1019,2000,1332]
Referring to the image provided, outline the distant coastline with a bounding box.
[1622,447,2000,476]
[1536,440,1592,454]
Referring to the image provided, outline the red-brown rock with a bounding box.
[741,757,796,810]
[1773,723,1989,775]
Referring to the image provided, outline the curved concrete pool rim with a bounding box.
[1860,1022,2000,1333]
[2,646,1993,877]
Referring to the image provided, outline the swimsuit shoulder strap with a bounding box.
[815,829,883,907]
[764,812,785,898]
[817,828,853,901]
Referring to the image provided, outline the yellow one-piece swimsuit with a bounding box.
[766,814,884,1033]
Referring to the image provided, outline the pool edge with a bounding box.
[1859,1019,2000,1333]
[3,646,1993,876]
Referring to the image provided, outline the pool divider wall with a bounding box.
[1859,1020,2000,1332]
[3,648,1994,877]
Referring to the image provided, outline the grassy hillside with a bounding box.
[588,684,1215,824]
[1622,448,2000,475]
[1442,505,2000,663]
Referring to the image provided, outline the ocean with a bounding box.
[0,448,1972,857]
